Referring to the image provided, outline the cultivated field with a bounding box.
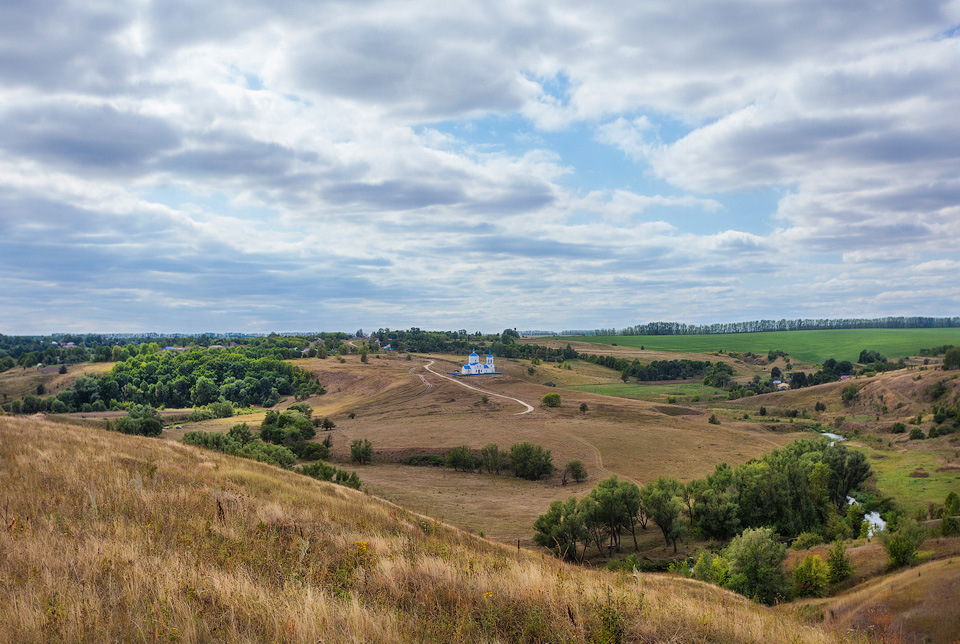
[549,328,960,364]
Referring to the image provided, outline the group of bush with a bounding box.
[405,442,567,481]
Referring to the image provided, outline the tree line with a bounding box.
[1,346,325,415]
[534,438,876,563]
[611,316,960,336]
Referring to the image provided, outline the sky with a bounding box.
[1,0,959,334]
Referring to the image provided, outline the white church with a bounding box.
[460,349,499,375]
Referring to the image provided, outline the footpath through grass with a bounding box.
[571,328,960,364]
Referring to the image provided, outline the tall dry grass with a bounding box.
[0,415,864,643]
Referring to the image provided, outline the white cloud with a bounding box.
[1,0,959,332]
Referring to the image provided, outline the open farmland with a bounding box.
[240,352,808,548]
[555,328,960,364]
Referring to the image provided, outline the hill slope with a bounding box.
[0,415,858,643]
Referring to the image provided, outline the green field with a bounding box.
[564,381,727,401]
[851,446,960,515]
[571,328,960,364]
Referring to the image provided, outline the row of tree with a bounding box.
[579,354,717,382]
[614,317,960,336]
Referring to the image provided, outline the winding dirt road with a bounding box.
[421,360,534,415]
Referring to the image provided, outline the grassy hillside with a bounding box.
[797,557,960,643]
[568,329,960,364]
[0,414,864,644]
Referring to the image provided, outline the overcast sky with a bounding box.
[1,0,959,334]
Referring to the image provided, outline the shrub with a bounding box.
[350,438,373,464]
[541,393,561,408]
[724,527,789,605]
[404,454,446,467]
[879,519,926,568]
[791,531,822,550]
[691,550,729,586]
[446,445,478,472]
[708,414,720,425]
[841,385,859,404]
[937,516,960,537]
[792,555,829,598]
[321,417,336,430]
[566,460,588,484]
[826,539,853,583]
[480,444,509,475]
[287,402,313,417]
[510,442,553,480]
[300,461,361,489]
[759,406,767,416]
[908,427,926,440]
[891,422,906,434]
[815,401,826,412]
[298,442,330,461]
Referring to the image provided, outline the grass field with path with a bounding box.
[567,328,960,364]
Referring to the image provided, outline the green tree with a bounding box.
[533,497,589,562]
[579,402,589,415]
[541,393,561,408]
[945,491,960,517]
[446,445,477,472]
[879,518,926,568]
[643,477,686,553]
[943,347,960,370]
[350,438,373,465]
[724,527,789,605]
[480,443,509,475]
[191,376,220,406]
[792,555,829,598]
[564,460,588,484]
[509,442,553,480]
[691,550,730,586]
[841,384,859,404]
[826,539,853,583]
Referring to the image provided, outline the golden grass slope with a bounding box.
[796,557,960,643]
[0,415,860,644]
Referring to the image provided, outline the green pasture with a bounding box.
[571,329,960,364]
[851,446,960,515]
[564,381,727,402]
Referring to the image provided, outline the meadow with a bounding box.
[852,446,960,516]
[568,328,960,364]
[0,414,854,644]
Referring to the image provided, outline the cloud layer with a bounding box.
[1,0,958,333]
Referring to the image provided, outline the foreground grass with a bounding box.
[0,415,858,643]
[571,329,960,364]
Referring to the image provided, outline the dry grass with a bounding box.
[0,414,863,644]
[791,557,960,643]
[267,354,805,546]
[0,362,113,401]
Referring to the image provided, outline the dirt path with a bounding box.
[422,360,533,415]
[409,365,433,392]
